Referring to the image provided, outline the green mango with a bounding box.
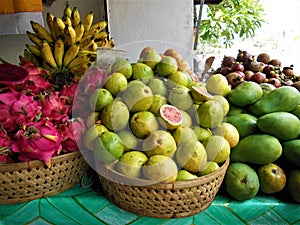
[231,134,282,164]
[248,86,300,116]
[228,81,263,107]
[257,112,300,141]
[291,104,300,119]
[282,139,300,166]
[224,113,258,138]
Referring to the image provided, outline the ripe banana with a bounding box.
[68,54,91,69]
[78,49,97,56]
[64,25,76,47]
[63,42,80,67]
[70,63,90,77]
[82,11,94,31]
[94,31,108,42]
[82,40,98,52]
[71,7,81,28]
[26,31,43,47]
[41,40,58,69]
[108,38,115,48]
[74,22,85,42]
[79,35,94,49]
[89,21,107,32]
[63,4,72,18]
[30,21,54,44]
[54,38,65,68]
[53,17,65,39]
[26,44,42,57]
[46,13,55,37]
[62,16,72,27]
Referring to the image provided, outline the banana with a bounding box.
[82,28,98,39]
[62,16,72,27]
[53,16,65,39]
[97,39,109,47]
[74,22,85,42]
[94,31,108,42]
[54,38,65,68]
[68,54,91,69]
[26,31,43,47]
[82,11,94,31]
[70,63,90,77]
[30,20,54,44]
[79,35,94,49]
[46,13,55,37]
[89,21,107,32]
[41,40,58,69]
[71,7,81,28]
[63,4,72,18]
[42,60,53,71]
[21,49,41,65]
[64,25,76,47]
[82,40,98,52]
[108,38,115,48]
[78,49,97,56]
[26,44,42,57]
[63,42,80,67]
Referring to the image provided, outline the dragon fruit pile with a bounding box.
[0,60,106,167]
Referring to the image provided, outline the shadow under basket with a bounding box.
[0,151,89,205]
[98,158,229,218]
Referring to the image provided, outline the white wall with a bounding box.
[107,0,194,63]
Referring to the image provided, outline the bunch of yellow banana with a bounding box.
[20,4,114,77]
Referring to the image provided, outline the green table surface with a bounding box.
[0,181,299,225]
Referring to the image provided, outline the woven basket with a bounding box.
[97,158,229,218]
[0,151,89,204]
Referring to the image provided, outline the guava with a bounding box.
[211,95,230,116]
[192,125,212,142]
[159,104,183,130]
[196,100,224,128]
[83,124,108,150]
[130,111,159,139]
[156,56,178,77]
[176,170,198,181]
[131,62,154,84]
[142,50,162,69]
[86,112,100,128]
[104,72,128,96]
[190,85,213,103]
[224,162,259,201]
[198,161,220,176]
[167,71,189,88]
[180,110,193,127]
[89,88,113,111]
[117,129,139,152]
[111,59,133,79]
[139,46,155,59]
[117,151,148,178]
[94,131,124,163]
[143,155,178,182]
[172,126,198,146]
[148,77,168,96]
[142,130,177,158]
[122,80,153,112]
[175,139,207,172]
[212,122,240,148]
[168,85,193,110]
[203,135,231,163]
[257,163,286,194]
[205,74,231,96]
[149,94,167,116]
[100,100,130,131]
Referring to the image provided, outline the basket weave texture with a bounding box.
[0,151,89,204]
[98,158,229,218]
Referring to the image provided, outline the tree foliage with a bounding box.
[198,0,266,48]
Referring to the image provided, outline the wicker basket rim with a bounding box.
[0,151,81,172]
[98,158,230,189]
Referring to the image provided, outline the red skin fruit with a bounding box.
[268,77,282,88]
[251,72,267,84]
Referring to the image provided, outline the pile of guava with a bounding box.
[81,46,237,185]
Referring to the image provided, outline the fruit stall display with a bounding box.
[0,3,299,222]
[0,4,113,203]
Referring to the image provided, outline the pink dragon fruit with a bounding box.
[39,91,70,125]
[0,126,14,163]
[0,62,29,87]
[0,88,41,132]
[58,117,86,152]
[11,118,63,167]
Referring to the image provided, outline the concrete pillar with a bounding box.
[107,0,194,64]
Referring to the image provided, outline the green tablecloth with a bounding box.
[0,184,299,225]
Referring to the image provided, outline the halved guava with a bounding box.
[159,104,183,130]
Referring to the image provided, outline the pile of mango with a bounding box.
[220,76,300,203]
